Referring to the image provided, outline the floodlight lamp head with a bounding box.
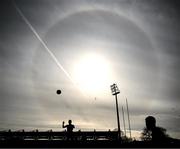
[110,83,120,95]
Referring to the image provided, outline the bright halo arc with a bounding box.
[73,53,112,95]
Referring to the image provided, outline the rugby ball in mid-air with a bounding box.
[56,90,61,95]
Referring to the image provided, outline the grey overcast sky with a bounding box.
[0,0,180,139]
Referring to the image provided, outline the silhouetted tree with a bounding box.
[121,135,133,142]
[140,127,152,141]
[113,128,133,142]
[141,126,169,141]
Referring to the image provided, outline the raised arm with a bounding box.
[62,121,65,128]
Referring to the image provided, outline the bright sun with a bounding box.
[73,53,112,95]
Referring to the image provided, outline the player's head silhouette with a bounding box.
[68,120,72,125]
[145,116,156,130]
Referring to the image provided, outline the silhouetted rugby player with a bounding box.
[62,120,75,140]
[145,116,168,143]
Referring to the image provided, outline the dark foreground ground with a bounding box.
[1,140,180,148]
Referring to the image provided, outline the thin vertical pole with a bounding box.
[115,94,121,140]
[126,98,132,138]
[122,106,126,137]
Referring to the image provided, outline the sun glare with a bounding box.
[73,53,112,95]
